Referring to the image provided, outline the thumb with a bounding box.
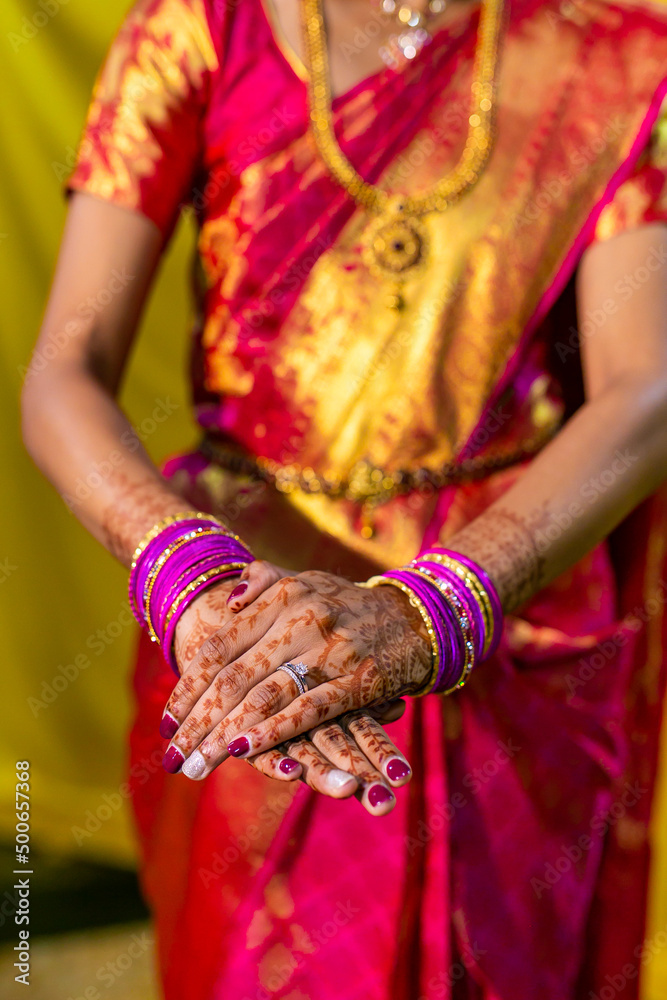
[227,559,291,612]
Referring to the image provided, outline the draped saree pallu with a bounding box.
[64,0,667,996]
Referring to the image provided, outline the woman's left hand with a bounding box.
[164,570,431,779]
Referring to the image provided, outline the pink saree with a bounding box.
[65,0,667,996]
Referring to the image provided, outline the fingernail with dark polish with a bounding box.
[368,784,394,808]
[279,758,300,775]
[159,712,179,740]
[386,758,411,782]
[162,746,185,773]
[227,582,248,604]
[228,736,250,758]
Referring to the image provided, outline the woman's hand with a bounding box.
[161,570,431,805]
[162,562,417,815]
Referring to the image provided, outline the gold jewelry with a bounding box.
[414,551,494,655]
[160,564,248,640]
[405,564,475,691]
[200,423,556,539]
[130,511,233,571]
[360,574,439,694]
[301,0,505,307]
[143,528,223,642]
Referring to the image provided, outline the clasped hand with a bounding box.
[163,563,431,814]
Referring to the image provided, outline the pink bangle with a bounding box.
[161,566,245,675]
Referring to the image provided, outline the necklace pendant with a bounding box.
[387,289,405,310]
[363,200,429,305]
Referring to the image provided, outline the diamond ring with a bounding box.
[275,661,309,696]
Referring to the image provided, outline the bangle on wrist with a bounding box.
[360,548,504,697]
[127,511,255,675]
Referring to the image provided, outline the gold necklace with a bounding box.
[301,0,505,308]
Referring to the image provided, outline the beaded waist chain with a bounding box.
[200,427,557,535]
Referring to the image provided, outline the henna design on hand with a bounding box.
[100,472,186,565]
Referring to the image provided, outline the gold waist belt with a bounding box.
[200,427,555,534]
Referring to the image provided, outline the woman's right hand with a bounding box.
[166,560,412,815]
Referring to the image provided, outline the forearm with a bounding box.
[447,375,667,612]
[21,361,189,567]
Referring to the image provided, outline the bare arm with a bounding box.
[21,192,188,566]
[450,222,667,611]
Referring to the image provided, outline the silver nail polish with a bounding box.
[326,769,357,792]
[182,749,207,780]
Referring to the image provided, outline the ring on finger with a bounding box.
[275,661,309,695]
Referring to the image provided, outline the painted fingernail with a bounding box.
[385,758,411,782]
[279,758,300,775]
[227,736,250,758]
[368,784,394,808]
[159,711,179,740]
[162,746,184,773]
[325,769,357,793]
[227,582,248,604]
[181,749,207,780]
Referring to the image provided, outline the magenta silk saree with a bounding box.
[65,0,667,996]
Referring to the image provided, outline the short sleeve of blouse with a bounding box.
[592,97,667,243]
[63,0,219,238]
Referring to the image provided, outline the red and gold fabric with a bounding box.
[65,0,667,997]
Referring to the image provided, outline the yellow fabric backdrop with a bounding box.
[1,0,667,993]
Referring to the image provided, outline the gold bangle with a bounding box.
[360,575,439,696]
[143,528,224,642]
[160,563,248,640]
[414,553,495,657]
[130,511,235,571]
[404,565,476,694]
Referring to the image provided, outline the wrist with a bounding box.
[128,512,254,674]
[173,577,238,649]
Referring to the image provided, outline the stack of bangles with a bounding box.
[128,511,254,675]
[361,547,503,696]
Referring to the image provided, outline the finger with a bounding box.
[164,618,311,728]
[369,698,406,725]
[245,748,304,782]
[163,576,320,722]
[344,712,412,786]
[310,721,396,815]
[223,664,393,759]
[167,669,302,777]
[282,736,358,798]
[226,560,287,613]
